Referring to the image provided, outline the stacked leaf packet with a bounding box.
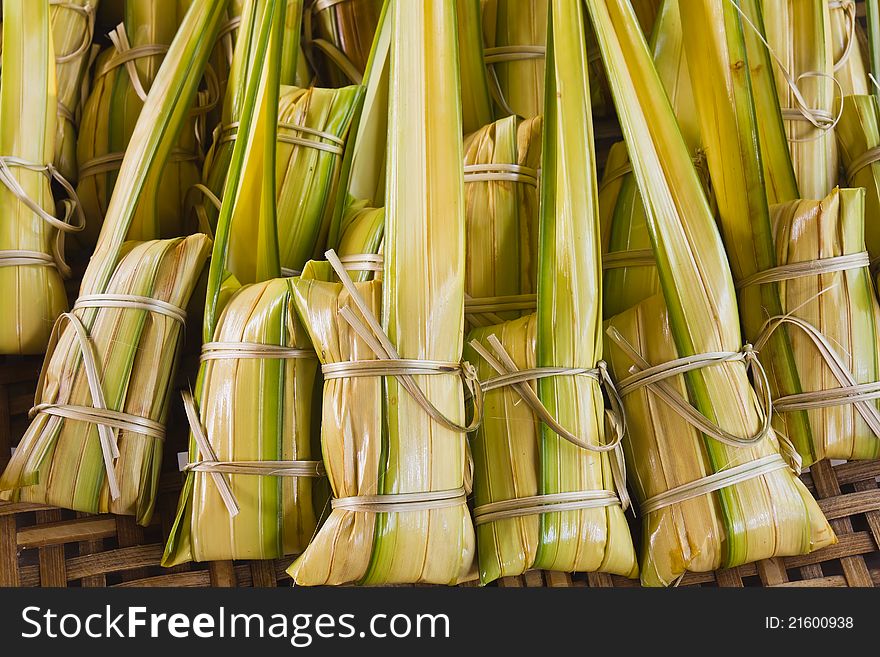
[0,0,225,523]
[204,0,248,135]
[837,95,880,263]
[481,0,548,119]
[0,0,84,355]
[764,188,880,463]
[51,0,100,185]
[828,0,869,97]
[590,0,836,586]
[76,0,209,245]
[463,113,541,331]
[199,80,362,268]
[164,0,362,565]
[601,0,698,321]
[287,0,476,585]
[836,0,880,297]
[479,0,660,125]
[763,0,837,202]
[465,0,637,585]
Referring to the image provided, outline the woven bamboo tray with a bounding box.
[2,411,879,587]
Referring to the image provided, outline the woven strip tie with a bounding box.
[735,252,870,289]
[828,0,856,72]
[303,0,365,84]
[93,40,168,82]
[100,24,219,114]
[192,183,222,211]
[74,294,187,325]
[32,403,165,440]
[312,0,352,13]
[465,293,536,316]
[463,164,539,187]
[321,349,480,432]
[339,253,383,272]
[0,156,85,278]
[599,151,707,193]
[464,293,534,329]
[79,149,199,181]
[602,249,655,270]
[30,298,181,500]
[776,382,880,412]
[598,160,633,192]
[50,1,97,64]
[484,45,546,117]
[0,251,56,268]
[605,326,799,469]
[57,101,77,126]
[100,24,169,100]
[200,341,316,362]
[219,121,344,155]
[32,314,120,499]
[846,146,880,182]
[640,455,788,515]
[187,183,223,241]
[216,15,243,42]
[331,487,467,514]
[185,460,325,478]
[323,359,461,379]
[468,334,630,510]
[303,0,368,84]
[209,15,240,84]
[484,45,546,64]
[473,490,620,526]
[279,254,383,279]
[278,123,344,155]
[323,249,483,434]
[780,106,838,129]
[181,391,324,518]
[754,314,880,440]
